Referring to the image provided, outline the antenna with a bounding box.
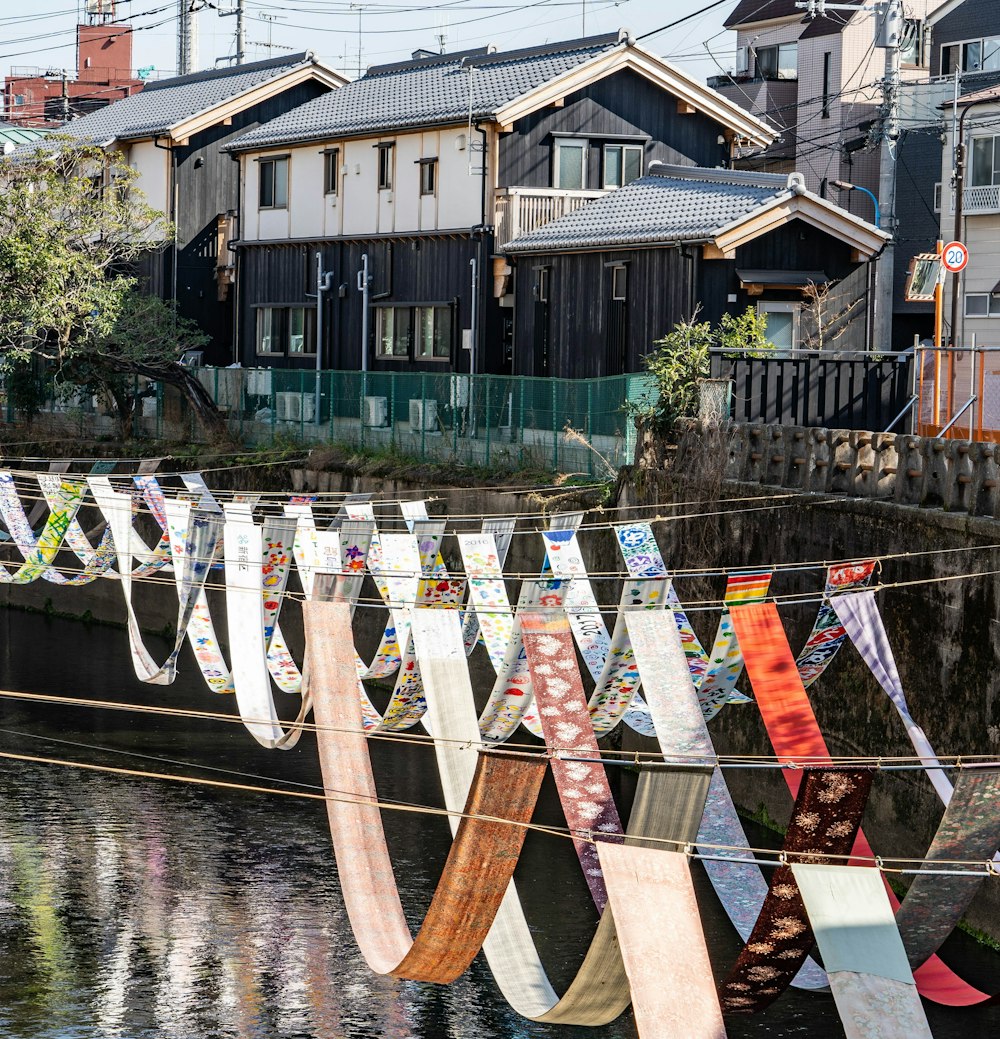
[85,0,118,25]
[350,4,367,78]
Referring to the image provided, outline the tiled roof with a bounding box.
[503,164,792,252]
[724,1,803,28]
[225,33,623,151]
[800,1,863,39]
[30,53,321,145]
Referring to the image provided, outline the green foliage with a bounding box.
[632,307,775,430]
[2,357,45,422]
[0,139,224,437]
[718,306,773,357]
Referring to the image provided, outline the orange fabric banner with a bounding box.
[729,601,995,1007]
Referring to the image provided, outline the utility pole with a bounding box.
[350,4,366,78]
[178,0,203,75]
[874,0,903,353]
[798,0,902,352]
[219,0,247,65]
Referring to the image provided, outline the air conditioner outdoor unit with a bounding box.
[275,391,299,422]
[363,395,388,427]
[409,398,438,431]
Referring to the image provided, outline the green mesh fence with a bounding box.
[18,367,656,476]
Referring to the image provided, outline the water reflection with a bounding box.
[0,612,993,1037]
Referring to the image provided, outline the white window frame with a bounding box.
[256,308,282,355]
[942,35,1000,75]
[419,158,438,197]
[965,293,1000,317]
[756,301,801,354]
[323,148,340,196]
[377,142,394,191]
[971,134,1000,188]
[610,265,627,301]
[755,42,797,81]
[602,144,643,189]
[287,307,316,356]
[553,139,587,190]
[414,305,452,361]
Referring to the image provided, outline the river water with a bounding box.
[0,609,995,1039]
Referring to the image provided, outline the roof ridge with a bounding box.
[365,46,493,78]
[648,162,789,189]
[461,31,622,68]
[142,51,314,93]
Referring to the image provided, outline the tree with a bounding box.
[0,138,226,438]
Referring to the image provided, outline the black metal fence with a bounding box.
[711,350,914,431]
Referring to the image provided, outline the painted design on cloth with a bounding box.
[460,517,515,655]
[614,522,668,578]
[832,591,954,805]
[794,561,877,687]
[458,531,513,672]
[697,570,773,719]
[0,473,85,585]
[587,578,669,734]
[521,612,623,910]
[35,473,118,584]
[357,531,423,681]
[894,766,1000,970]
[624,608,829,991]
[729,599,996,1007]
[477,578,567,743]
[718,767,874,1015]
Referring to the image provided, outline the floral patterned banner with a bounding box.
[0,472,85,585]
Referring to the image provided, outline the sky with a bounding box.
[0,0,742,85]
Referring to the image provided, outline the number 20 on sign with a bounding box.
[942,241,970,273]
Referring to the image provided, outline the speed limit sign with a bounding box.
[942,241,970,273]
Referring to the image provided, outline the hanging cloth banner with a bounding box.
[22,459,71,530]
[403,606,713,1025]
[89,477,220,685]
[36,473,118,584]
[697,570,773,719]
[222,504,307,749]
[831,591,954,805]
[729,600,996,1007]
[893,766,1000,971]
[624,608,829,991]
[0,473,85,585]
[540,529,610,681]
[131,474,176,569]
[586,578,669,736]
[477,577,568,743]
[793,561,877,687]
[793,864,933,1039]
[458,531,514,671]
[598,844,727,1039]
[718,767,874,1016]
[521,611,624,911]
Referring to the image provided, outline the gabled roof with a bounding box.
[503,163,887,258]
[949,84,1000,107]
[927,0,971,25]
[26,53,345,147]
[226,30,775,153]
[800,1,863,39]
[724,1,803,28]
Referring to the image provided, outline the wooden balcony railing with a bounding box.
[494,186,607,249]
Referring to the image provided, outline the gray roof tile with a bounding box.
[226,34,622,151]
[32,53,319,146]
[503,165,790,252]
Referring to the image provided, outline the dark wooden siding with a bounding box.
[238,233,502,373]
[168,79,333,365]
[498,68,732,188]
[511,220,872,377]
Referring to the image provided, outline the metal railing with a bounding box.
[9,368,656,476]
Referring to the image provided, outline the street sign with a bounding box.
[942,241,969,273]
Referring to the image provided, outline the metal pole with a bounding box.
[236,0,246,63]
[315,251,324,426]
[357,253,369,373]
[874,0,902,352]
[970,335,977,440]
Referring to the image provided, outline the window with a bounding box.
[376,307,410,358]
[536,267,550,303]
[419,158,438,196]
[255,306,315,355]
[257,308,281,355]
[822,52,832,118]
[323,149,339,196]
[755,42,797,81]
[971,136,1000,187]
[610,265,627,301]
[757,301,800,354]
[965,294,1000,317]
[259,156,288,209]
[900,19,924,67]
[554,139,586,189]
[945,36,1000,75]
[735,46,749,75]
[377,143,394,190]
[603,144,643,188]
[288,307,315,355]
[415,306,452,359]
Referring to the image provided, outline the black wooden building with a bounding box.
[224,30,776,375]
[43,53,346,365]
[502,165,888,377]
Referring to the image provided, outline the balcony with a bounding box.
[964,183,1000,214]
[494,187,608,249]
